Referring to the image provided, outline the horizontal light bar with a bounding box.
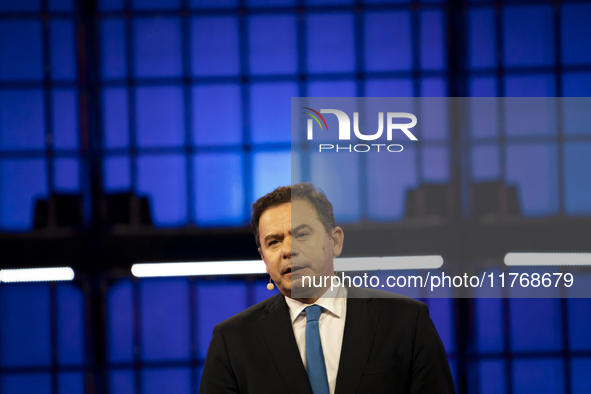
[335,256,444,271]
[132,256,443,278]
[505,253,591,266]
[131,261,268,278]
[0,267,75,283]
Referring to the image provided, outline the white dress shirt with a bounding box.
[284,286,348,394]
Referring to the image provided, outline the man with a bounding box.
[200,183,455,394]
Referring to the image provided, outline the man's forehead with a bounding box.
[258,202,291,235]
[258,200,323,233]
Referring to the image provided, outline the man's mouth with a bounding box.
[282,265,305,275]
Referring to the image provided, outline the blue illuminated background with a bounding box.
[1,0,591,393]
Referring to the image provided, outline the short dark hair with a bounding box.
[251,182,336,248]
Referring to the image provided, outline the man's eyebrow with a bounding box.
[292,224,312,233]
[263,233,283,242]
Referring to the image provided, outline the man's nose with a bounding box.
[281,235,293,259]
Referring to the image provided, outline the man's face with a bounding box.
[258,199,344,299]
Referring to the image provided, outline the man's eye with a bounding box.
[295,232,309,238]
[268,240,279,246]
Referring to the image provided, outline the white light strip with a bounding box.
[505,253,591,266]
[0,267,75,283]
[131,256,444,278]
[335,256,444,271]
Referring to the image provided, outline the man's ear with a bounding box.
[331,226,344,257]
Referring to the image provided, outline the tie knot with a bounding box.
[305,304,323,322]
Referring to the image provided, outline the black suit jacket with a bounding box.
[200,288,455,394]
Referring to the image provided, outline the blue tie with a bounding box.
[305,305,330,394]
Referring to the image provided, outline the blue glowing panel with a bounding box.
[252,150,291,203]
[196,280,248,360]
[469,76,497,97]
[249,15,297,75]
[504,5,554,67]
[250,82,297,144]
[103,156,131,192]
[506,144,558,217]
[54,158,80,193]
[195,366,204,390]
[253,279,279,304]
[0,374,50,394]
[563,75,591,135]
[50,21,76,80]
[475,298,503,353]
[0,89,45,151]
[306,0,352,3]
[107,280,134,363]
[512,359,564,394]
[136,86,184,148]
[0,21,42,81]
[307,80,356,97]
[563,73,591,97]
[564,142,591,215]
[248,0,294,6]
[133,0,180,9]
[562,4,591,65]
[365,78,413,97]
[422,146,449,182]
[192,84,242,146]
[468,8,495,69]
[421,78,446,96]
[421,98,448,140]
[364,0,411,2]
[143,368,190,394]
[510,299,562,352]
[479,360,506,394]
[194,153,245,227]
[364,12,412,71]
[572,358,591,394]
[471,145,499,181]
[568,298,591,350]
[420,11,446,70]
[505,74,556,97]
[109,370,135,394]
[0,283,50,367]
[140,279,190,361]
[0,0,40,11]
[190,0,237,7]
[364,0,410,3]
[50,0,73,11]
[469,97,498,139]
[137,154,187,227]
[102,88,129,149]
[426,299,454,353]
[100,19,126,79]
[367,147,418,221]
[134,18,182,77]
[53,89,79,150]
[57,284,84,365]
[191,17,239,76]
[0,159,47,231]
[58,373,84,394]
[310,152,360,223]
[307,13,355,73]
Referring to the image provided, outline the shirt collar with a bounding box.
[284,285,347,324]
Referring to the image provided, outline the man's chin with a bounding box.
[290,272,329,299]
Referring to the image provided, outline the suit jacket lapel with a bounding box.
[259,295,313,394]
[334,296,380,394]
